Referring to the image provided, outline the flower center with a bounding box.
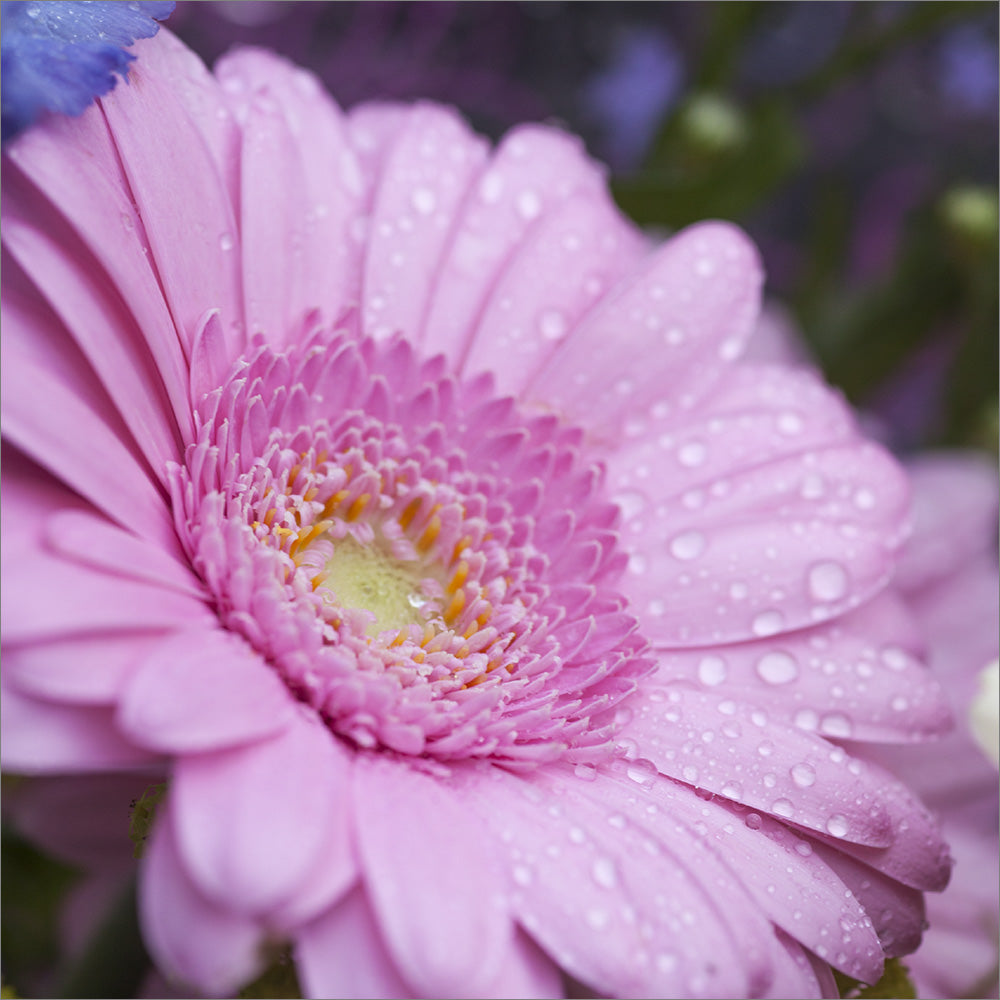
[316,536,430,639]
[172,325,653,764]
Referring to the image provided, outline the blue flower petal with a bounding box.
[1,0,174,142]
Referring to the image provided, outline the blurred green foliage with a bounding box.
[612,0,998,453]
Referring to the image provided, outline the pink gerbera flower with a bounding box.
[1,30,953,999]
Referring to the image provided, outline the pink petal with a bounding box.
[140,802,264,998]
[486,929,563,999]
[896,451,999,593]
[358,104,489,343]
[1,295,177,550]
[1,685,159,773]
[353,754,512,998]
[171,712,349,914]
[48,509,204,598]
[116,628,295,753]
[814,755,951,892]
[813,843,926,958]
[620,685,893,847]
[215,50,361,329]
[524,221,762,439]
[763,929,828,1000]
[3,631,167,704]
[101,52,244,361]
[2,190,182,479]
[130,32,242,213]
[653,591,952,745]
[421,123,619,362]
[461,191,645,395]
[3,113,194,440]
[616,440,910,646]
[296,885,413,1000]
[459,762,771,998]
[647,781,883,983]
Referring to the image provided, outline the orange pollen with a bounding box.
[418,514,442,553]
[346,493,371,522]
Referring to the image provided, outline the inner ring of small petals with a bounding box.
[173,326,651,763]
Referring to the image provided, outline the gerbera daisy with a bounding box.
[1,28,952,999]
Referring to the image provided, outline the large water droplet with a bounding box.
[539,308,567,341]
[755,651,798,685]
[751,610,785,637]
[411,187,436,215]
[771,798,794,818]
[677,441,707,467]
[626,758,658,787]
[826,814,849,837]
[670,530,706,561]
[790,762,816,787]
[697,655,727,687]
[516,189,542,219]
[808,561,848,602]
[592,857,618,889]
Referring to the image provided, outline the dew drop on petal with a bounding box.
[539,308,568,341]
[744,812,763,830]
[771,798,794,818]
[819,713,853,738]
[697,655,727,687]
[678,442,707,467]
[516,189,542,219]
[512,864,533,886]
[826,814,849,838]
[626,758,658,787]
[790,762,816,787]
[755,651,798,685]
[751,610,785,637]
[670,530,706,561]
[808,561,848,602]
[592,857,618,889]
[411,187,436,214]
[585,908,610,929]
[219,232,235,251]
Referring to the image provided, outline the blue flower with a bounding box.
[1,0,174,143]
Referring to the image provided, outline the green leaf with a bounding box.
[834,957,917,999]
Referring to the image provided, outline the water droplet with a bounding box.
[794,840,813,857]
[592,857,618,889]
[219,233,235,252]
[626,758,658,787]
[478,171,503,203]
[891,695,909,712]
[656,952,678,973]
[793,708,819,731]
[745,812,763,830]
[721,781,742,799]
[575,762,598,781]
[516,189,542,219]
[819,713,852,738]
[880,646,908,670]
[777,412,803,435]
[568,826,586,844]
[539,309,567,341]
[808,561,848,602]
[411,187,436,214]
[695,257,716,277]
[755,651,798,685]
[751,610,785,637]
[512,864,533,886]
[853,488,876,510]
[826,814,849,838]
[697,655,727,687]
[718,337,742,361]
[664,326,685,346]
[670,530,706,561]
[677,442,707,467]
[791,762,816,787]
[771,798,794,818]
